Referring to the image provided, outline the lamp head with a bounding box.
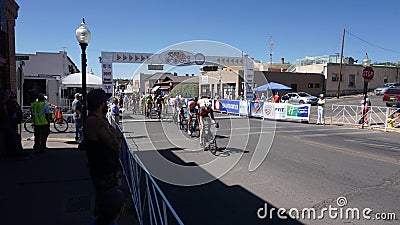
[362,53,371,67]
[75,18,91,44]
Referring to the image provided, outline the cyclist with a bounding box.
[187,97,200,134]
[199,101,217,147]
[145,95,154,117]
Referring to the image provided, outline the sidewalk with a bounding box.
[0,130,136,225]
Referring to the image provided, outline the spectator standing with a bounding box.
[6,92,23,133]
[316,94,326,125]
[360,95,371,125]
[260,93,267,102]
[272,92,280,103]
[111,98,120,125]
[72,93,83,143]
[82,89,123,216]
[31,93,51,152]
[0,90,28,158]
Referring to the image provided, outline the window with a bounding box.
[349,74,355,87]
[308,83,314,88]
[384,76,388,83]
[201,85,210,97]
[314,83,320,88]
[332,73,343,81]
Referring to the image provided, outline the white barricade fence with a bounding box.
[109,117,184,225]
[330,104,398,131]
[262,102,311,122]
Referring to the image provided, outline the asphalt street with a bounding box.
[120,98,399,225]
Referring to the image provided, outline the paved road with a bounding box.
[120,104,399,225]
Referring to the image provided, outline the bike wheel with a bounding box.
[210,139,217,155]
[54,118,68,132]
[24,118,34,133]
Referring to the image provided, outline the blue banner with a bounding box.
[220,100,240,114]
[250,101,264,117]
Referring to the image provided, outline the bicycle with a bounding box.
[24,107,69,133]
[188,113,200,137]
[201,120,219,155]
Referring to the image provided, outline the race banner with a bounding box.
[263,103,286,119]
[239,100,249,115]
[249,101,264,117]
[219,100,240,114]
[286,104,311,121]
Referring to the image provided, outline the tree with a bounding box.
[170,83,199,98]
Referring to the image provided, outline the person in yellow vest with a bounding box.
[31,93,51,152]
[316,94,326,125]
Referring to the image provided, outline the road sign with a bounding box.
[362,66,374,82]
[16,55,29,60]
[148,64,164,70]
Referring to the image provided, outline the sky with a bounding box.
[14,0,400,79]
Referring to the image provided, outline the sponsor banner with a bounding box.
[263,103,286,119]
[250,101,264,117]
[286,104,310,120]
[263,103,310,121]
[220,100,240,114]
[239,101,249,115]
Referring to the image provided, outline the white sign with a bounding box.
[102,63,113,93]
[201,75,209,84]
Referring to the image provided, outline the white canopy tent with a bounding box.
[61,72,103,88]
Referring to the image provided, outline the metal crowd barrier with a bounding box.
[110,117,184,225]
[331,104,400,131]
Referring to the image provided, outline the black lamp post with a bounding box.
[75,18,91,125]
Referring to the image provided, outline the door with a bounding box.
[47,79,60,106]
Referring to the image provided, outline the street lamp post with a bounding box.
[361,53,374,129]
[75,18,91,125]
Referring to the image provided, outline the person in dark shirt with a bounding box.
[82,89,123,216]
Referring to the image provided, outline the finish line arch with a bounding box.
[100,50,255,98]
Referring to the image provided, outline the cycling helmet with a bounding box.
[205,101,212,108]
[193,96,198,102]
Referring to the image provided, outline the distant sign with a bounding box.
[16,56,29,60]
[148,64,164,70]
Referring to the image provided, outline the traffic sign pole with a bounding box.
[361,66,374,128]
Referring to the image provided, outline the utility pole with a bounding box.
[336,29,345,98]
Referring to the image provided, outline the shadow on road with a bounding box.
[135,148,304,225]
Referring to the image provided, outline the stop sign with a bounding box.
[362,66,374,82]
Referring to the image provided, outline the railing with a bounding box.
[110,117,184,225]
[331,104,400,131]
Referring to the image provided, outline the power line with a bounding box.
[345,30,400,54]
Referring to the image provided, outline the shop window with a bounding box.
[349,74,355,87]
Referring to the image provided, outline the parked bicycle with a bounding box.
[24,107,69,133]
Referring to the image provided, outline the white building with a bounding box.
[16,51,79,106]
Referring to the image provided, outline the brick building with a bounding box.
[0,0,19,92]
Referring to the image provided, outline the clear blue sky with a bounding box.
[15,0,400,79]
